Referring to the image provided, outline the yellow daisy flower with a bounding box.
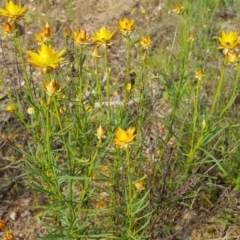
[173,3,184,14]
[34,23,54,44]
[195,69,204,80]
[139,36,152,50]
[118,18,134,37]
[34,32,44,44]
[26,43,65,72]
[6,104,15,112]
[92,26,116,47]
[114,127,137,149]
[0,0,28,22]
[126,83,132,91]
[134,181,145,191]
[218,30,240,54]
[73,29,91,45]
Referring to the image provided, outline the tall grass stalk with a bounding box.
[211,61,227,116]
[13,30,33,101]
[104,47,111,121]
[124,36,131,107]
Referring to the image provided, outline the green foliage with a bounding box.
[1,0,240,239]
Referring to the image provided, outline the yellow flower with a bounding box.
[114,127,137,149]
[39,98,46,106]
[45,79,60,96]
[0,0,28,22]
[173,3,184,14]
[188,32,196,43]
[91,47,101,58]
[34,32,44,44]
[73,29,91,45]
[34,23,54,44]
[26,43,65,72]
[0,219,6,231]
[92,173,98,180]
[59,106,67,114]
[3,230,13,240]
[6,104,15,112]
[96,125,106,139]
[218,30,240,54]
[27,107,35,115]
[85,105,93,112]
[101,165,111,177]
[139,36,152,49]
[134,181,145,191]
[118,18,134,37]
[92,26,116,47]
[195,69,204,80]
[131,7,137,14]
[1,21,15,35]
[226,50,239,64]
[126,83,132,91]
[63,26,72,38]
[43,23,53,40]
[202,119,206,130]
[96,201,105,209]
[189,33,195,40]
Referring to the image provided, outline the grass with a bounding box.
[1,0,240,239]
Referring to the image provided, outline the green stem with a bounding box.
[104,47,111,120]
[94,57,103,110]
[111,149,120,225]
[187,78,202,172]
[211,62,226,116]
[126,148,133,232]
[53,95,75,219]
[220,64,240,117]
[79,145,99,209]
[137,58,147,132]
[0,76,29,130]
[77,46,83,114]
[13,33,33,101]
[65,37,74,81]
[53,96,65,141]
[124,37,131,107]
